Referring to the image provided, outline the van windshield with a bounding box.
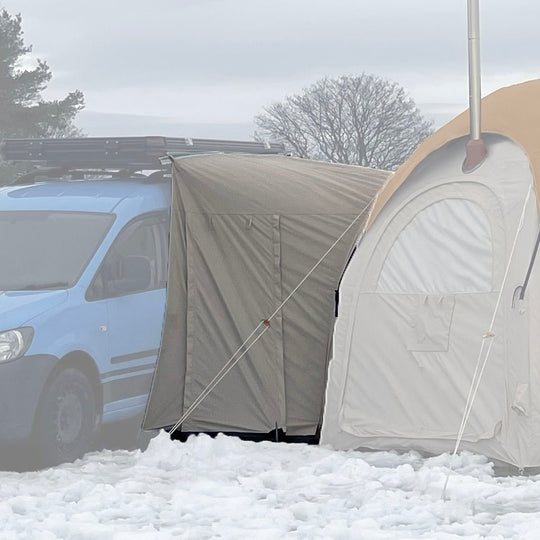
[0,211,115,291]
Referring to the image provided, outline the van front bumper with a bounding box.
[0,354,58,443]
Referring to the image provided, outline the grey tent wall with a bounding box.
[143,169,188,429]
[279,213,361,435]
[143,154,388,435]
[182,211,286,432]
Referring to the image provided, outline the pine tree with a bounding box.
[0,8,84,139]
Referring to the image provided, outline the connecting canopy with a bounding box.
[143,153,388,435]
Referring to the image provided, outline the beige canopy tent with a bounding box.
[321,79,540,468]
[143,153,388,436]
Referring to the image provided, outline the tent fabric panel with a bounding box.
[319,278,365,450]
[367,79,540,228]
[377,198,493,294]
[143,179,187,430]
[523,236,540,466]
[182,213,285,433]
[169,154,388,216]
[495,192,540,467]
[279,214,360,435]
[338,292,505,441]
[144,152,388,433]
[360,178,507,296]
[321,135,538,467]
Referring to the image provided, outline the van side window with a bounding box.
[87,213,168,301]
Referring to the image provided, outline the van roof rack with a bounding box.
[0,136,285,170]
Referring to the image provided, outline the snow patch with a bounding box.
[1,432,540,538]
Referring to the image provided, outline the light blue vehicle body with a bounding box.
[0,179,170,442]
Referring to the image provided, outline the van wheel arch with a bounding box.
[45,351,103,420]
[32,351,102,465]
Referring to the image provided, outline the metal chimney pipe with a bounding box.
[463,0,487,172]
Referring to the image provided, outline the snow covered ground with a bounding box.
[1,432,540,539]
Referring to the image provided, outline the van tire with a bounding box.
[34,368,97,466]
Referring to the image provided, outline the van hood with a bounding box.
[0,290,68,330]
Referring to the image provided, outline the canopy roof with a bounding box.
[168,153,386,214]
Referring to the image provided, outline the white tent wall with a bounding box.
[321,133,540,468]
[526,248,540,466]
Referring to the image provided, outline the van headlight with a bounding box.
[0,328,34,362]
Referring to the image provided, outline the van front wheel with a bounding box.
[34,368,97,466]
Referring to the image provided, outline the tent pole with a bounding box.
[463,0,487,171]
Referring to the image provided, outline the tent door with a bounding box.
[182,213,286,433]
[339,182,510,442]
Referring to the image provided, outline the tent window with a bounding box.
[377,199,492,294]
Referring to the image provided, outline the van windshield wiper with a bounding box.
[18,282,70,291]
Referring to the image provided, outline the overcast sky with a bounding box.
[2,0,539,138]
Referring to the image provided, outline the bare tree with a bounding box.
[255,74,432,171]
